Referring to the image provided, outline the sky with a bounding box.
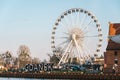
[0,0,120,61]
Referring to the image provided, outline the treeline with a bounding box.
[0,45,40,70]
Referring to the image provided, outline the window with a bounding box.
[114,51,117,56]
[114,59,118,64]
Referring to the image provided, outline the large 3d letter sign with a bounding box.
[25,63,54,72]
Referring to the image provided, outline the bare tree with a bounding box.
[18,45,31,61]
[49,54,59,66]
[1,51,13,68]
[0,54,4,66]
[17,45,32,68]
[32,57,40,64]
[48,47,64,66]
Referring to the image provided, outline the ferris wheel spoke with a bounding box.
[86,40,99,57]
[77,45,87,63]
[65,17,72,29]
[81,19,93,32]
[56,34,69,38]
[82,43,94,58]
[79,35,99,38]
[80,44,91,60]
[60,37,69,39]
[59,40,72,53]
[65,15,73,30]
[77,45,86,62]
[75,42,88,62]
[73,12,78,26]
[59,22,66,28]
[69,13,75,28]
[83,29,98,36]
[78,30,98,38]
[78,41,90,59]
[77,12,81,28]
[62,32,70,35]
[80,14,87,28]
[76,12,81,26]
[56,35,69,40]
[57,40,69,47]
[62,16,71,31]
[59,21,70,32]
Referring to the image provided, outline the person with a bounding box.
[112,64,118,74]
[112,66,115,74]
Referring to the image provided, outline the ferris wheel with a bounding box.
[51,8,103,66]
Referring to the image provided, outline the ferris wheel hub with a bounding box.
[70,28,84,44]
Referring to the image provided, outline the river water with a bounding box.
[0,78,66,80]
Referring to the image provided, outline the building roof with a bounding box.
[107,23,120,50]
[109,35,120,44]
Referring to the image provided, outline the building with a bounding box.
[104,22,120,73]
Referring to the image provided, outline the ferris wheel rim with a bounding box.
[51,8,103,65]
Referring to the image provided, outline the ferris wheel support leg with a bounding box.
[73,35,82,64]
[69,46,74,63]
[82,44,93,59]
[78,44,89,62]
[64,52,69,63]
[75,44,82,64]
[77,45,87,64]
[57,41,72,67]
[63,43,73,63]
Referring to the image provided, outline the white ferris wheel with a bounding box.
[51,8,103,66]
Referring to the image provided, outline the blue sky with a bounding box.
[0,0,120,61]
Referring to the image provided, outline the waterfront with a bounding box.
[0,78,39,80]
[0,78,65,80]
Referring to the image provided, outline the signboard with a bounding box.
[25,63,54,72]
